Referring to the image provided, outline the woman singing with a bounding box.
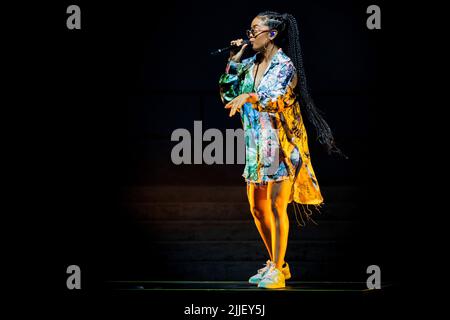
[218,11,343,289]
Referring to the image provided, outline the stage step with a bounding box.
[107,260,363,281]
[126,201,359,221]
[115,185,363,281]
[137,220,358,241]
[121,185,362,203]
[146,240,353,262]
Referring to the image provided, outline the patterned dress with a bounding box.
[219,48,323,207]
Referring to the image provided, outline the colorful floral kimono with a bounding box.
[218,48,324,214]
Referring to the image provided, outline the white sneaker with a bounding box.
[249,261,291,284]
[248,260,272,284]
[258,264,286,289]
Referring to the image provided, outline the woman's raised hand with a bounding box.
[225,93,250,117]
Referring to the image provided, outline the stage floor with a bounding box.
[106,280,391,292]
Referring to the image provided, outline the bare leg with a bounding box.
[268,179,292,270]
[247,183,274,261]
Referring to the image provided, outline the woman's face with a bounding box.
[248,17,272,52]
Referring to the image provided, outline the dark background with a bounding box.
[13,0,419,314]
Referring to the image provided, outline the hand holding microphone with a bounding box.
[210,38,249,60]
[228,38,249,62]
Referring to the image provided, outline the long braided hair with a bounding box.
[257,11,345,157]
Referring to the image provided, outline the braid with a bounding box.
[257,11,346,157]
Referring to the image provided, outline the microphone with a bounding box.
[210,40,250,56]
